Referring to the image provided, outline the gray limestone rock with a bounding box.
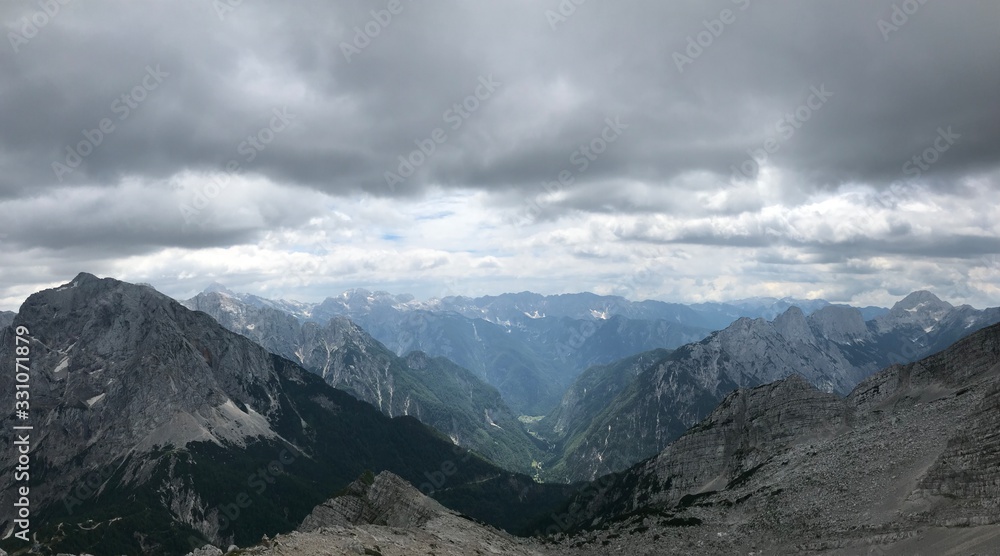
[300,471,447,531]
[548,322,1000,555]
[185,545,223,556]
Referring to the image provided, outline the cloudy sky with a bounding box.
[1,0,999,311]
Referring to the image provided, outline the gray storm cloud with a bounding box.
[0,0,998,309]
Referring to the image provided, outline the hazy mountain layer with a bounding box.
[188,286,868,414]
[309,301,711,414]
[184,291,543,473]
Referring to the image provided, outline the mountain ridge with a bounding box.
[540,293,1000,480]
[0,273,573,554]
[183,290,544,473]
[534,320,1000,554]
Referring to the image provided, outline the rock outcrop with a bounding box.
[300,471,447,531]
[232,471,547,556]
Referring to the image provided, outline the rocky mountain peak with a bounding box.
[876,290,956,332]
[0,310,15,329]
[299,471,448,532]
[202,281,236,296]
[70,271,101,285]
[728,316,768,331]
[340,287,373,299]
[890,290,953,314]
[8,274,296,472]
[772,306,814,343]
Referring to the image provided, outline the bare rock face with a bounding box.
[552,308,874,480]
[229,471,548,556]
[184,545,223,556]
[646,374,846,505]
[901,328,1000,527]
[300,472,447,531]
[568,374,849,520]
[0,273,287,531]
[773,305,816,344]
[551,292,1000,481]
[874,290,954,333]
[807,304,870,344]
[545,322,1000,555]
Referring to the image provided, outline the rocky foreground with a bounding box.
[548,321,1000,555]
[189,464,1000,556]
[192,471,547,556]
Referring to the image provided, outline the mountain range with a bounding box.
[538,291,1000,480]
[532,318,1000,554]
[189,286,886,414]
[0,274,572,554]
[1,274,997,555]
[183,290,543,474]
[181,284,999,482]
[302,290,716,415]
